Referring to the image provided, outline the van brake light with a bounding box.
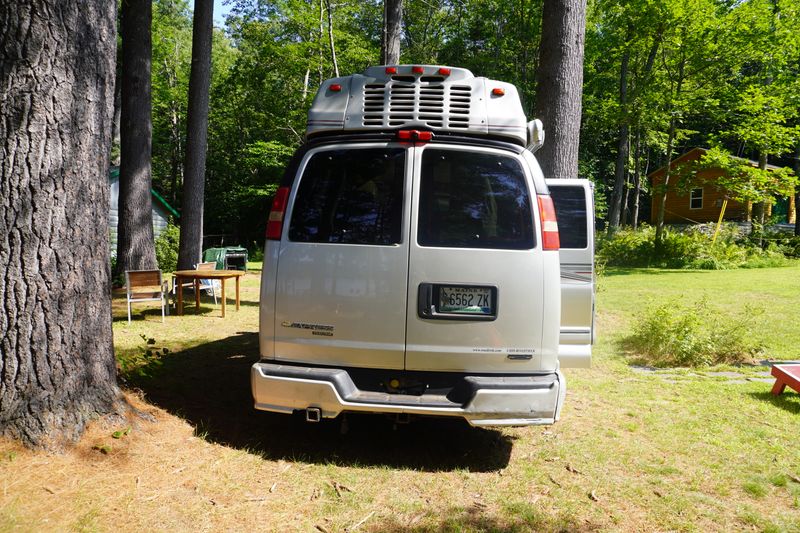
[266,186,290,240]
[537,195,560,250]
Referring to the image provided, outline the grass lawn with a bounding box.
[1,264,799,532]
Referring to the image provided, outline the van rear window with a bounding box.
[549,185,588,249]
[288,148,405,245]
[418,149,534,250]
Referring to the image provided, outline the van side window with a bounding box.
[549,185,587,249]
[418,149,534,250]
[288,148,405,245]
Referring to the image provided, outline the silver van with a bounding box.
[252,65,594,427]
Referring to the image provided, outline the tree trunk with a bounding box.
[381,0,403,65]
[794,143,799,236]
[178,0,214,270]
[324,0,339,77]
[116,0,158,276]
[0,0,121,447]
[533,0,587,181]
[608,44,630,233]
[751,152,768,246]
[655,117,677,246]
[631,127,643,229]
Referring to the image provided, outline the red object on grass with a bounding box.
[770,364,800,395]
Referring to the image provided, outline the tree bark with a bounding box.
[608,43,630,233]
[533,0,587,181]
[381,0,403,65]
[116,0,158,276]
[0,0,121,447]
[178,0,214,270]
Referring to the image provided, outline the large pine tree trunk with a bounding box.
[533,0,587,181]
[0,0,121,447]
[381,0,402,65]
[178,0,214,270]
[116,0,157,276]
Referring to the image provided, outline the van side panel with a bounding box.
[546,180,596,368]
[258,240,280,359]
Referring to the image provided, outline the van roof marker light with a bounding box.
[397,130,433,142]
[412,66,424,74]
[329,83,342,92]
[492,88,505,96]
[385,67,397,74]
[438,67,451,76]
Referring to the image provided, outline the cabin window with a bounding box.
[690,188,703,210]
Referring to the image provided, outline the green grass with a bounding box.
[599,264,800,361]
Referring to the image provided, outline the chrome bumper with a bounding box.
[251,362,566,427]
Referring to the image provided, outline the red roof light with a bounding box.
[412,66,424,74]
[385,67,397,74]
[438,68,451,76]
[397,130,433,142]
[330,84,342,92]
[492,88,505,96]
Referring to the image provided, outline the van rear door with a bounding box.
[405,144,556,373]
[272,145,410,369]
[546,179,595,368]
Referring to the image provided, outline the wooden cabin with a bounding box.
[648,147,795,225]
[108,167,179,253]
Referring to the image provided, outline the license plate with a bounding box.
[438,286,493,315]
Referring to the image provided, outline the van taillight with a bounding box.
[537,195,560,250]
[266,186,290,240]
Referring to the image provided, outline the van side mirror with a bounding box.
[526,119,545,153]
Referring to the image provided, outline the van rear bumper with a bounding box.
[251,362,566,427]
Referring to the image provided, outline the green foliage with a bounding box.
[154,222,180,273]
[623,297,764,367]
[145,0,800,240]
[111,427,131,439]
[116,335,170,381]
[597,224,794,269]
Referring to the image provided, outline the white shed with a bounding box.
[109,167,180,253]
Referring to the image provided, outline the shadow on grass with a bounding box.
[747,391,800,415]
[365,503,596,532]
[126,332,514,472]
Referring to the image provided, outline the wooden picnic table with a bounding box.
[770,364,800,396]
[174,269,247,318]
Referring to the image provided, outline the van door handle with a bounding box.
[418,283,435,318]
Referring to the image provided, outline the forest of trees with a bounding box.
[143,0,799,249]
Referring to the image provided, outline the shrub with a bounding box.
[597,224,796,270]
[155,222,180,272]
[622,297,764,367]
